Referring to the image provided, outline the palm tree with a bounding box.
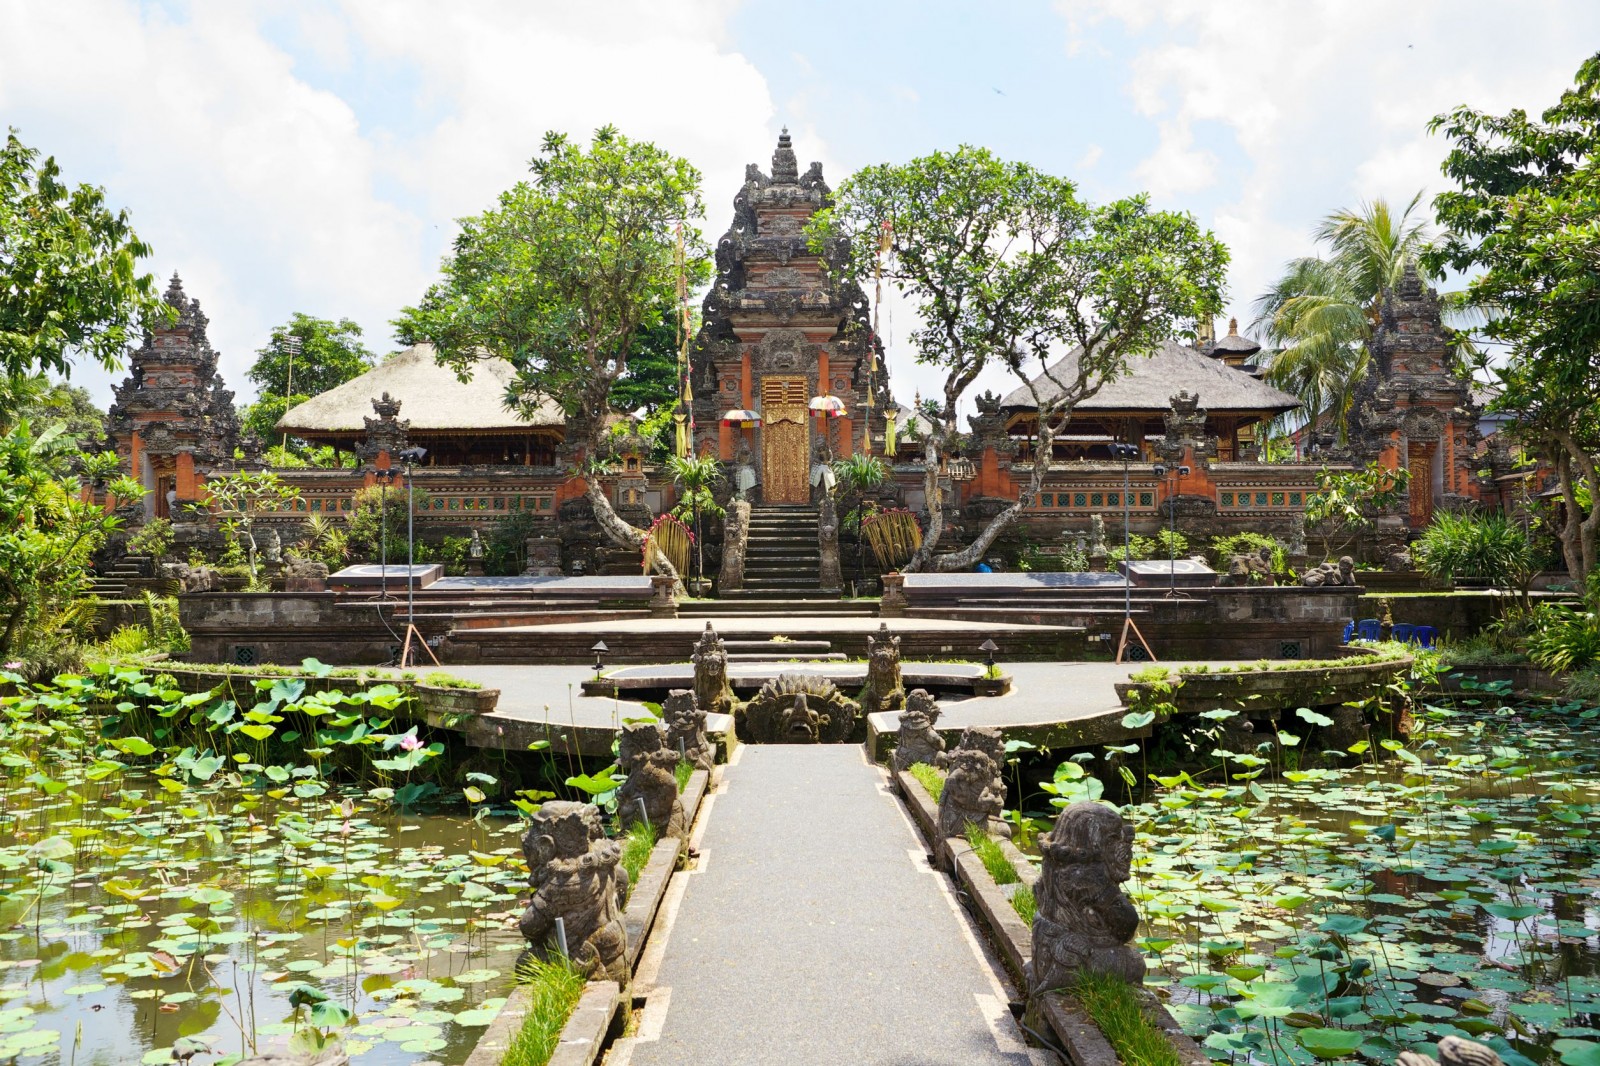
[831,453,889,591]
[666,454,724,588]
[1252,194,1434,442]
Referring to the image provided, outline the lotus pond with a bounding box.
[0,663,546,1065]
[1117,688,1600,1066]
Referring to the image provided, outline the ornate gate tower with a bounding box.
[689,131,892,504]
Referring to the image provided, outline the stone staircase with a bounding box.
[721,638,847,662]
[89,554,153,600]
[726,503,835,600]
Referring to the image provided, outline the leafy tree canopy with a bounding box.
[395,126,709,553]
[1428,50,1600,583]
[810,146,1227,570]
[0,129,169,379]
[241,313,375,448]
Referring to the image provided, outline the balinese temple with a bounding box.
[998,323,1299,461]
[688,130,893,503]
[98,142,1508,574]
[275,344,565,467]
[105,274,241,521]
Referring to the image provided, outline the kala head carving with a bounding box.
[937,726,1010,839]
[617,721,687,838]
[664,688,715,772]
[891,689,945,773]
[738,673,861,744]
[1027,802,1144,994]
[518,801,628,982]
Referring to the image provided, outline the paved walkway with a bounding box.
[616,746,1047,1066]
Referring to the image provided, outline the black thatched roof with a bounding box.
[1000,337,1299,415]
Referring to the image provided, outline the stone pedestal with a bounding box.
[523,536,561,577]
[466,558,486,577]
[649,574,678,618]
[879,572,907,617]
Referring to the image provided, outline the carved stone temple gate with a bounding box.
[688,130,893,506]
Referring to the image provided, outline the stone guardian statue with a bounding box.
[518,801,628,982]
[663,688,715,772]
[1027,802,1144,993]
[937,726,1011,839]
[617,721,687,838]
[890,689,946,773]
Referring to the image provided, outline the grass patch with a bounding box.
[965,824,1020,885]
[675,759,693,793]
[908,761,944,802]
[1072,970,1181,1066]
[503,955,588,1066]
[421,671,484,690]
[965,824,1038,924]
[1013,883,1036,925]
[620,818,659,887]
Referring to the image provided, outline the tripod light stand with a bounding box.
[1109,442,1157,664]
[397,447,439,669]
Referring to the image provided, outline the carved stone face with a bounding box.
[620,722,665,765]
[781,694,820,741]
[903,689,939,728]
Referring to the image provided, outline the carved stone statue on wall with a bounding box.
[719,500,750,592]
[859,622,905,714]
[1027,802,1144,993]
[1088,514,1107,568]
[891,689,946,773]
[818,495,842,590]
[617,721,686,838]
[262,527,283,565]
[692,622,737,716]
[937,726,1010,839]
[518,800,628,983]
[664,688,715,772]
[468,528,485,559]
[1302,555,1356,587]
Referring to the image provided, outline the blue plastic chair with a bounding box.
[1391,623,1416,644]
[1357,618,1382,642]
[1414,625,1437,649]
[1342,620,1354,644]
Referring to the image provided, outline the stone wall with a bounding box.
[179,593,449,666]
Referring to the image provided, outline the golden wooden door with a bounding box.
[1408,440,1436,528]
[761,376,810,504]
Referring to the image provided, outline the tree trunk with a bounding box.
[1551,435,1600,592]
[925,412,1058,573]
[903,435,944,572]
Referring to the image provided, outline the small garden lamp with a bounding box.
[980,638,998,675]
[591,640,608,678]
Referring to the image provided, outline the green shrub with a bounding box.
[1563,666,1600,703]
[126,517,174,560]
[675,759,694,793]
[1012,883,1037,925]
[1106,533,1156,564]
[1152,528,1188,559]
[965,824,1020,885]
[1524,603,1600,672]
[101,625,154,656]
[1209,531,1280,568]
[1415,510,1536,588]
[503,956,588,1066]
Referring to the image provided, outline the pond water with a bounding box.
[0,672,531,1065]
[1117,693,1600,1065]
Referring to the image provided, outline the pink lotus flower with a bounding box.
[399,733,423,752]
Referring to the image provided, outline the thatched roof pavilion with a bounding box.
[1000,335,1298,461]
[276,344,567,466]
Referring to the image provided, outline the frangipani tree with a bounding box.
[396,127,710,564]
[810,147,1227,571]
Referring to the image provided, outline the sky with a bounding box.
[3,0,1597,417]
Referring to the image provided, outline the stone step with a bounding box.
[743,578,827,589]
[716,587,843,601]
[723,639,833,654]
[726,646,851,656]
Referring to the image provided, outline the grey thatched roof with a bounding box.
[1209,317,1262,356]
[276,344,564,435]
[1000,337,1299,415]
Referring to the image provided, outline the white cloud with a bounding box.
[0,0,789,409]
[1077,143,1104,170]
[1052,0,1600,326]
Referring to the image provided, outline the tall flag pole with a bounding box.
[674,224,692,458]
[866,219,892,455]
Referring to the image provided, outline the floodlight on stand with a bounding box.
[591,640,609,676]
[397,446,428,465]
[980,638,998,673]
